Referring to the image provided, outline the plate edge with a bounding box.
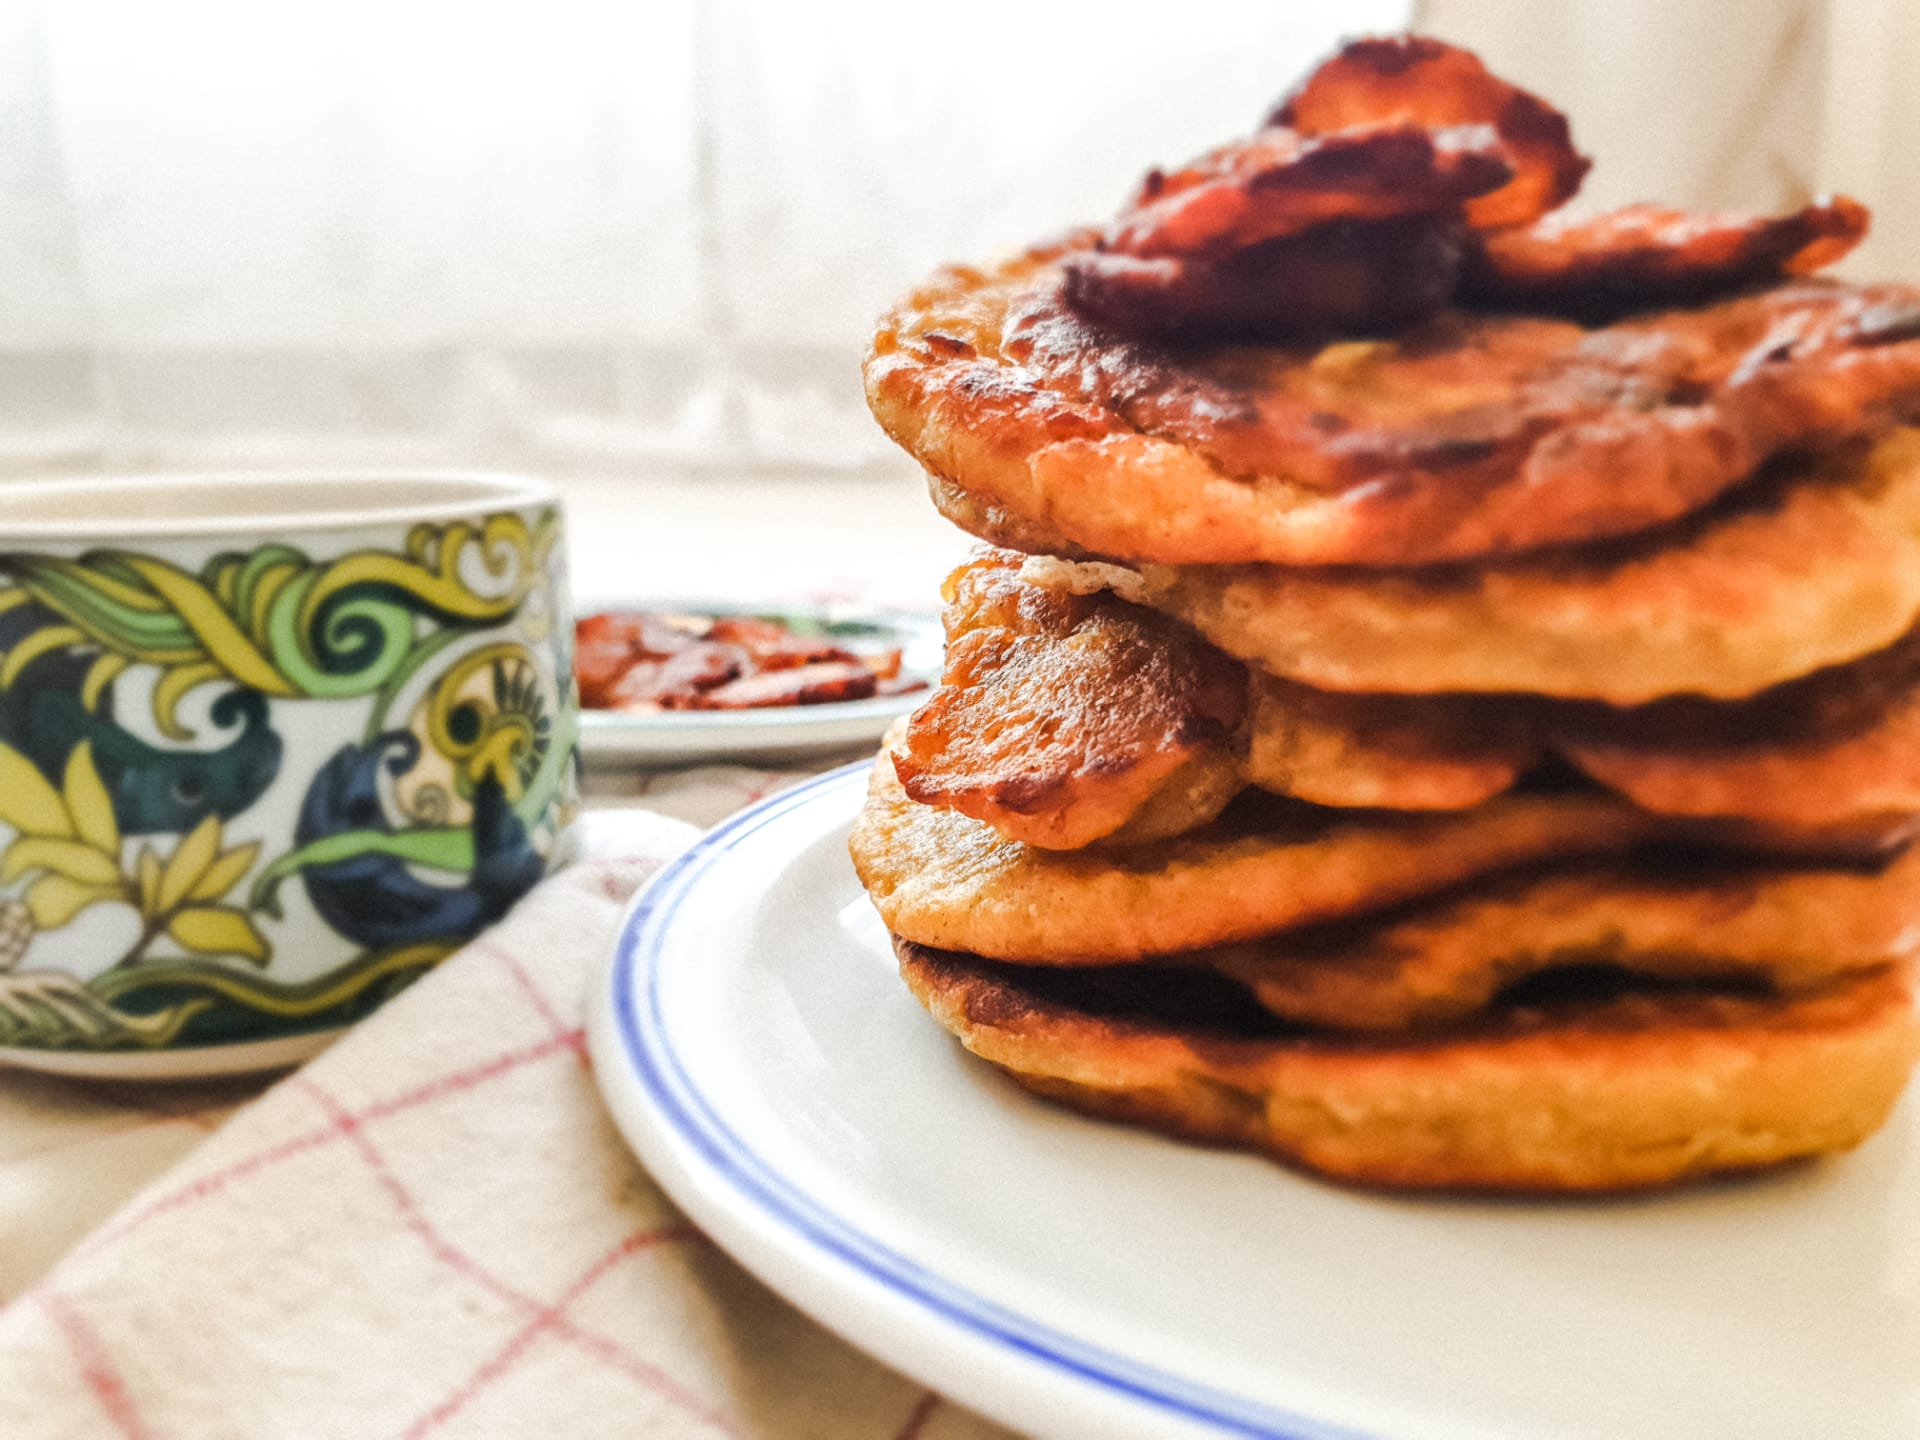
[590,765,1378,1440]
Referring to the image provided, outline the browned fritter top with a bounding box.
[896,537,1920,848]
[867,236,1920,567]
[868,33,1912,567]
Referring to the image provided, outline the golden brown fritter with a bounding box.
[1133,428,1920,703]
[892,550,1244,848]
[867,232,1920,568]
[1242,672,1528,811]
[897,552,1522,837]
[851,744,1664,964]
[1219,598,1920,837]
[1560,678,1920,836]
[910,548,1920,844]
[870,36,1914,566]
[1213,843,1920,1031]
[897,938,1919,1193]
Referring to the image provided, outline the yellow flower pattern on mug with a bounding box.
[0,739,269,969]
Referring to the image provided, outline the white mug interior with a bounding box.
[0,471,558,539]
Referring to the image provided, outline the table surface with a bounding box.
[0,468,969,1305]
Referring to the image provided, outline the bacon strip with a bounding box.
[1105,122,1506,261]
[1466,198,1871,318]
[1062,215,1466,341]
[1271,35,1590,230]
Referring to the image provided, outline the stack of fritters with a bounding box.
[851,37,1920,1192]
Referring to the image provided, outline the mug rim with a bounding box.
[0,469,559,542]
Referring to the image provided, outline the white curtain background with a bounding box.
[0,0,1403,478]
[0,0,1909,482]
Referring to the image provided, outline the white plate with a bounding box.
[576,607,940,768]
[589,765,1920,1440]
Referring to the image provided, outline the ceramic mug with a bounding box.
[0,473,579,1077]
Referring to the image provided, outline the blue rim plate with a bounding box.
[588,765,1920,1440]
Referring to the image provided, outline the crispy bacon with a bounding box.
[701,615,790,649]
[893,550,1246,849]
[574,628,637,709]
[574,611,696,707]
[605,642,746,709]
[706,616,856,672]
[577,610,924,712]
[1063,215,1466,341]
[676,660,879,710]
[1466,198,1871,318]
[1270,35,1589,230]
[1063,39,1874,338]
[862,647,906,682]
[1069,37,1586,339]
[1104,122,1506,261]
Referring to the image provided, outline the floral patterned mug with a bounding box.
[0,473,578,1077]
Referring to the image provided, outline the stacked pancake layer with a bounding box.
[853,38,1920,1192]
[851,535,1920,1192]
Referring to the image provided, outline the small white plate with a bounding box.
[589,765,1920,1440]
[575,607,940,768]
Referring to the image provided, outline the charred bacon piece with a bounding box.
[1101,122,1507,262]
[605,642,747,709]
[677,660,879,710]
[1068,37,1585,340]
[574,610,697,707]
[576,609,923,712]
[1270,34,1590,230]
[892,550,1246,849]
[1063,215,1467,341]
[1466,198,1872,319]
[706,615,857,672]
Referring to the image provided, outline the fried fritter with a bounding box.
[897,939,1919,1193]
[909,548,1920,844]
[1214,842,1920,1031]
[1217,601,1920,837]
[1466,199,1871,320]
[1242,671,1527,810]
[893,550,1244,848]
[1133,428,1920,703]
[851,745,1664,964]
[867,230,1920,567]
[1559,660,1920,835]
[897,551,1513,837]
